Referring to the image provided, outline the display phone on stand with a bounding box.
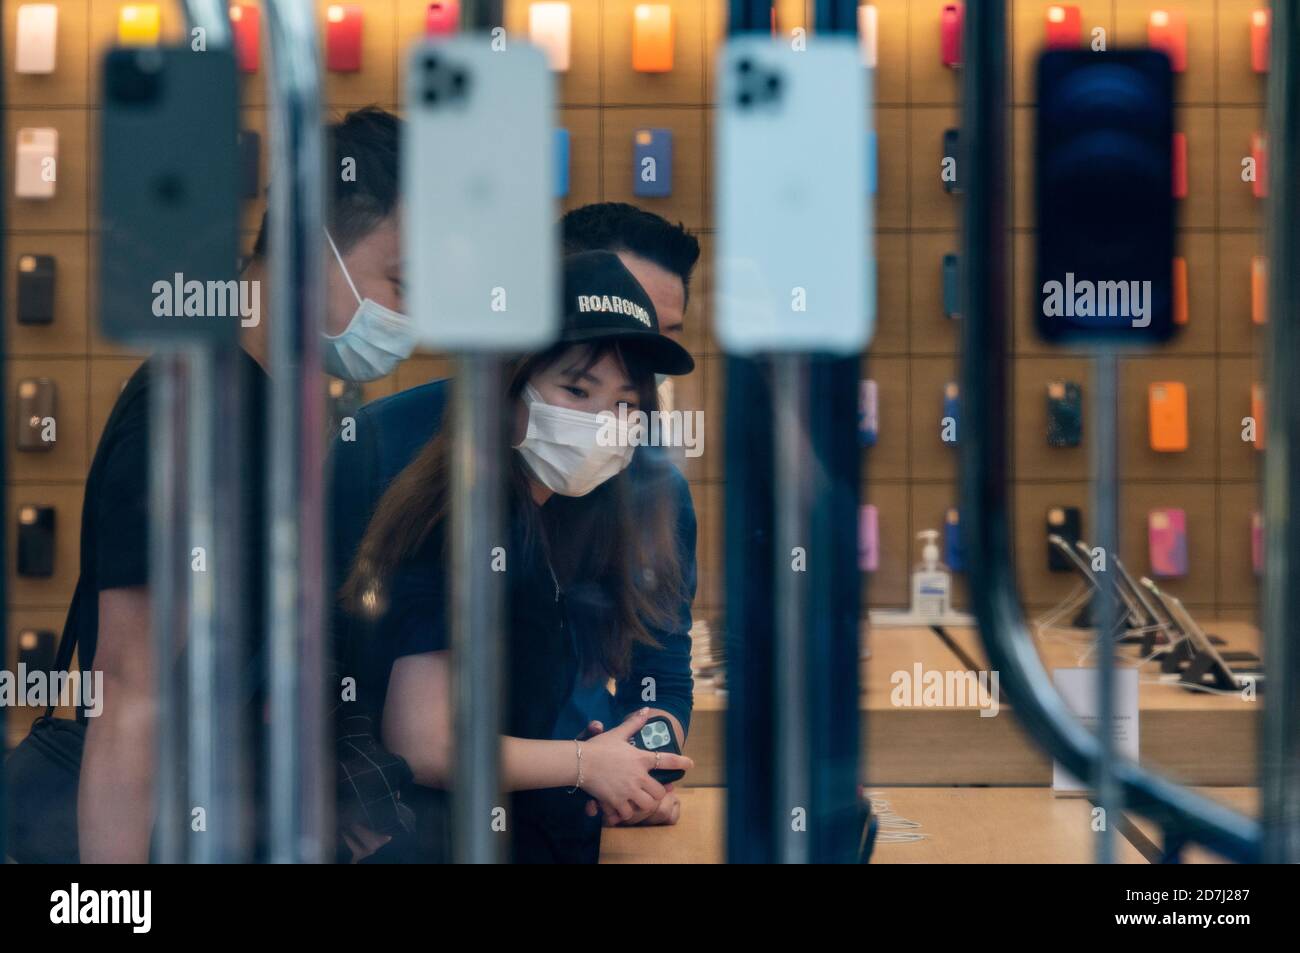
[100,46,239,346]
[716,36,872,354]
[404,38,556,352]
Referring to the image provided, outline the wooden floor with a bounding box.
[599,786,1257,864]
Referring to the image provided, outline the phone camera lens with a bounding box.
[737,58,753,74]
[424,88,439,105]
[424,55,440,72]
[737,90,753,108]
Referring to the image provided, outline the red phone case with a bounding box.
[1251,9,1270,73]
[1148,9,1187,73]
[426,1,459,37]
[326,5,363,73]
[230,4,259,74]
[1044,5,1081,49]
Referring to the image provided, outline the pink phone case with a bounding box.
[1148,508,1188,577]
[858,504,878,572]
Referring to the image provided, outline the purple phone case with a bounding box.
[859,504,878,572]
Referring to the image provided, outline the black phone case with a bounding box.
[1047,506,1081,572]
[1047,380,1082,447]
[17,254,56,325]
[630,716,685,783]
[17,628,58,672]
[16,378,56,452]
[17,505,56,577]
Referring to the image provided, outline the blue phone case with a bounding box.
[943,127,961,193]
[945,507,964,572]
[554,127,570,198]
[634,128,672,198]
[866,129,877,195]
[942,253,960,319]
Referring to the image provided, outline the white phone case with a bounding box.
[716,36,873,354]
[14,127,57,199]
[403,37,557,352]
[16,4,58,74]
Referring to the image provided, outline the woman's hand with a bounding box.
[578,708,693,824]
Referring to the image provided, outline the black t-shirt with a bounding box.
[63,350,268,700]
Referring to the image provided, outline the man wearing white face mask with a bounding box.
[75,108,408,863]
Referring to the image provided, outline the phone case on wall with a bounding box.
[716,36,871,354]
[554,128,570,198]
[1046,379,1082,447]
[1252,512,1263,575]
[427,2,460,37]
[1148,508,1188,578]
[1147,9,1187,73]
[17,504,56,577]
[941,3,963,68]
[945,507,964,572]
[16,378,56,451]
[1252,10,1270,73]
[942,253,960,319]
[866,129,877,195]
[1044,4,1081,48]
[1253,133,1268,199]
[858,379,878,448]
[100,46,240,345]
[404,39,555,351]
[1252,256,1268,325]
[529,2,571,72]
[15,4,58,74]
[1252,383,1266,451]
[17,627,58,673]
[230,4,259,74]
[1171,132,1187,199]
[633,128,672,198]
[326,5,363,72]
[15,127,57,199]
[942,381,960,446]
[1148,381,1188,452]
[1171,256,1187,325]
[117,5,161,46]
[632,4,674,73]
[238,130,260,200]
[326,378,364,435]
[858,504,878,572]
[1046,506,1081,572]
[943,128,961,193]
[17,254,56,325]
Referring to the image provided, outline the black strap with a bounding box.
[45,593,81,719]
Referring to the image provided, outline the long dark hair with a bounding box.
[341,340,687,680]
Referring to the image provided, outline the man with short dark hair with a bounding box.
[76,107,408,862]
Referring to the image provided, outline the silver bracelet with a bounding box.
[568,741,584,794]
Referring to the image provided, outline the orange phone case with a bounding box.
[1148,381,1188,452]
[633,4,674,73]
[1171,256,1187,325]
[1252,383,1266,451]
[1251,256,1268,325]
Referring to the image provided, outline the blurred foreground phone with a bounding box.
[1036,51,1175,343]
[404,39,556,351]
[716,36,872,354]
[100,46,239,345]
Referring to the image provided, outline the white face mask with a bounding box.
[321,229,415,382]
[513,383,635,497]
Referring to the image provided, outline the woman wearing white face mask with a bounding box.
[339,252,696,863]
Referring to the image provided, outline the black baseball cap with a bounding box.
[558,250,695,375]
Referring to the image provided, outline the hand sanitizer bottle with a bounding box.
[912,530,951,620]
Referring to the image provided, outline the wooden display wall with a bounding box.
[1,0,1267,733]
